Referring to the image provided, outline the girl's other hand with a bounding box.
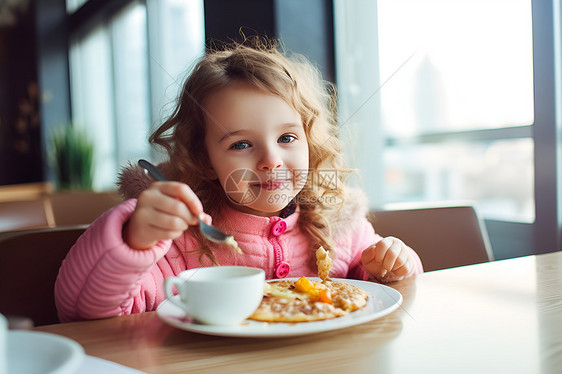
[124,181,212,250]
[361,236,415,282]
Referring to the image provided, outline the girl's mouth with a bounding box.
[251,180,288,191]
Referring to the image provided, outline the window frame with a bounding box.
[532,0,562,255]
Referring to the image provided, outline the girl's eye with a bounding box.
[230,141,251,150]
[278,134,297,144]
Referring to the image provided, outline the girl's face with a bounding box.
[204,82,309,217]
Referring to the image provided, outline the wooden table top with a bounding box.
[36,251,562,374]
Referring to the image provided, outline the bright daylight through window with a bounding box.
[336,0,534,223]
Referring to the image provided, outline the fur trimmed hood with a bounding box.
[117,161,175,201]
[117,161,372,235]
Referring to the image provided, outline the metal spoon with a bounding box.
[138,159,242,254]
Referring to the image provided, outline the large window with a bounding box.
[335,0,560,257]
[335,0,534,222]
[70,2,150,189]
[68,0,205,190]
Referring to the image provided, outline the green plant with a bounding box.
[51,124,94,190]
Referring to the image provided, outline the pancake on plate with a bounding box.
[249,247,369,323]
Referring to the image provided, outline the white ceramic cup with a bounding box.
[164,266,265,325]
[0,313,7,374]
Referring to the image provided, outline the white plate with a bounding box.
[157,278,403,338]
[7,330,85,374]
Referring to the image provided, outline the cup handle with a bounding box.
[164,277,189,313]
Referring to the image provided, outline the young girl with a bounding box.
[55,39,423,322]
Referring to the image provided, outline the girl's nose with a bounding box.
[258,148,283,171]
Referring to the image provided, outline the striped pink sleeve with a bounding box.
[54,199,172,322]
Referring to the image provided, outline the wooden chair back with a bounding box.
[0,199,55,232]
[0,182,53,203]
[0,226,87,326]
[48,190,122,226]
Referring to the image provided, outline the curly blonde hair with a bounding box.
[150,37,350,266]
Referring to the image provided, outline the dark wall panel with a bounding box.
[0,1,43,184]
[204,0,276,48]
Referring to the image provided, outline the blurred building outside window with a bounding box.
[335,0,534,223]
